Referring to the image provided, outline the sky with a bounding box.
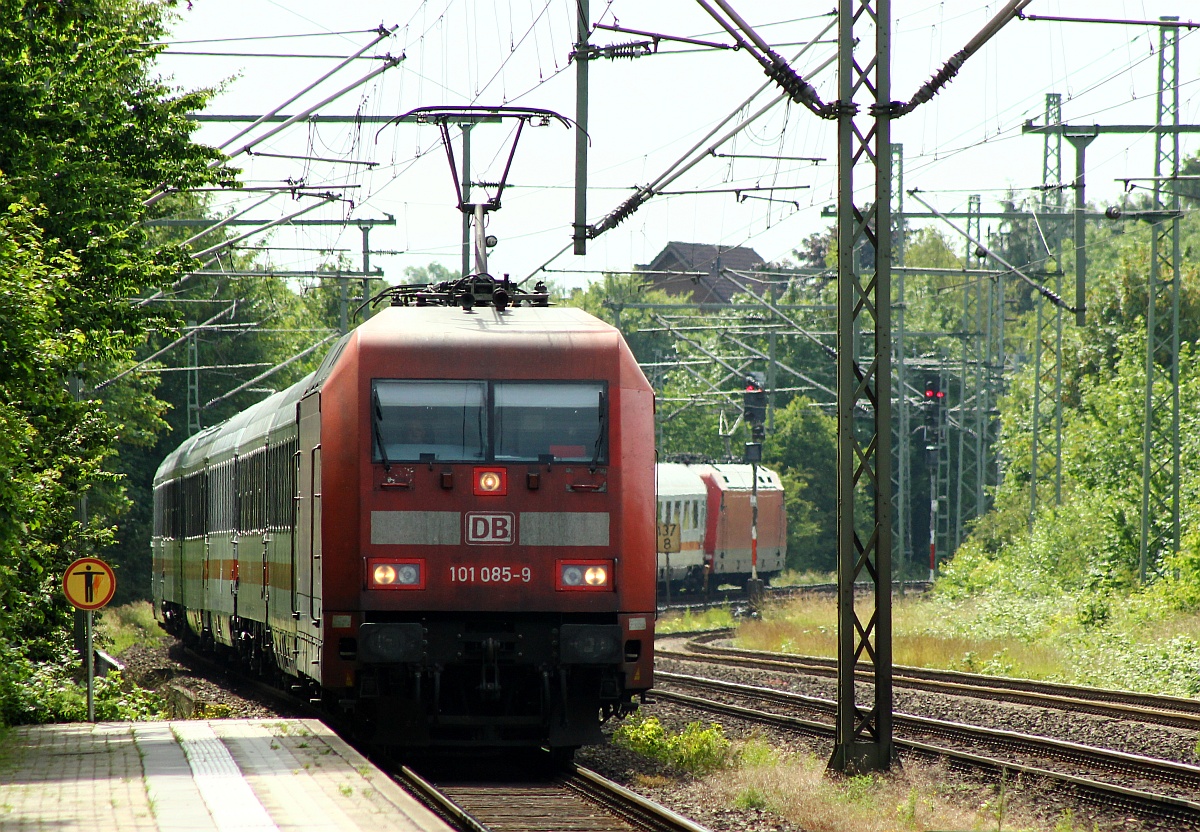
[155,1,1200,291]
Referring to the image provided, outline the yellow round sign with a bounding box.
[62,557,117,610]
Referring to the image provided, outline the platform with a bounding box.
[0,718,453,832]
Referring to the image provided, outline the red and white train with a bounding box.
[656,462,787,592]
[152,276,656,755]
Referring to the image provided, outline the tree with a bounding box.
[762,396,837,572]
[0,0,229,723]
[403,262,460,284]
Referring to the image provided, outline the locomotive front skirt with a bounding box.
[152,305,657,751]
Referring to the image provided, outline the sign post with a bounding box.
[62,557,117,722]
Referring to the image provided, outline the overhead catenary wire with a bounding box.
[136,194,341,308]
[216,25,398,154]
[143,49,404,209]
[178,193,279,248]
[581,35,837,246]
[202,334,339,409]
[897,0,1034,115]
[907,189,1078,313]
[95,302,238,391]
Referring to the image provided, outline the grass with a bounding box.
[725,589,1200,696]
[96,602,168,657]
[771,569,837,587]
[655,606,736,634]
[737,595,1066,679]
[616,718,1064,831]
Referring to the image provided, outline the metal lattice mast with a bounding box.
[967,197,988,521]
[953,196,987,548]
[1030,93,1065,523]
[831,0,893,773]
[892,143,911,579]
[934,367,952,563]
[1140,17,1182,581]
[1042,94,1064,214]
[186,321,201,436]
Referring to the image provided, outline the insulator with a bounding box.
[600,41,651,60]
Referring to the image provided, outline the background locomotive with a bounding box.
[151,275,657,755]
[656,462,786,593]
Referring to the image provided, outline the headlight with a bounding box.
[367,559,424,590]
[557,560,612,591]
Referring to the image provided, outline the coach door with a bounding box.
[295,392,323,677]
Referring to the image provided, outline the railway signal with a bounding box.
[743,374,767,442]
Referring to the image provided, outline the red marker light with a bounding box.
[473,467,507,496]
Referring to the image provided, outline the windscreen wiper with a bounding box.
[371,386,392,473]
[589,390,608,474]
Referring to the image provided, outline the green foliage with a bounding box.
[732,788,769,810]
[565,272,687,365]
[895,787,920,827]
[193,702,233,720]
[0,644,163,725]
[837,774,877,807]
[0,0,228,722]
[763,397,837,572]
[403,262,460,285]
[736,736,782,768]
[96,601,165,656]
[612,713,731,775]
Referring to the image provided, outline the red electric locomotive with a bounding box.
[152,275,657,755]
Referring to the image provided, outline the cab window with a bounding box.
[493,382,607,463]
[373,380,487,462]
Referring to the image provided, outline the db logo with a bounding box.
[466,512,515,545]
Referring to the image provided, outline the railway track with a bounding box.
[395,763,711,832]
[660,632,1200,729]
[180,645,714,831]
[653,672,1200,825]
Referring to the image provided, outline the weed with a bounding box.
[193,703,232,720]
[632,773,674,789]
[895,786,919,827]
[733,787,769,810]
[837,774,876,807]
[737,736,780,768]
[1054,808,1076,831]
[655,606,735,634]
[612,713,730,775]
[96,602,167,656]
[338,784,352,797]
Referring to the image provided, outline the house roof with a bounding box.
[637,241,766,303]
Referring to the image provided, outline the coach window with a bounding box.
[493,382,606,463]
[373,380,486,462]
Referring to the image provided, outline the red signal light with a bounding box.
[473,467,507,496]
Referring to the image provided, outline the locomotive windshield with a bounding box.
[494,382,605,463]
[371,380,607,464]
[373,381,487,462]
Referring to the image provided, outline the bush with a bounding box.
[0,644,164,725]
[612,713,731,775]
